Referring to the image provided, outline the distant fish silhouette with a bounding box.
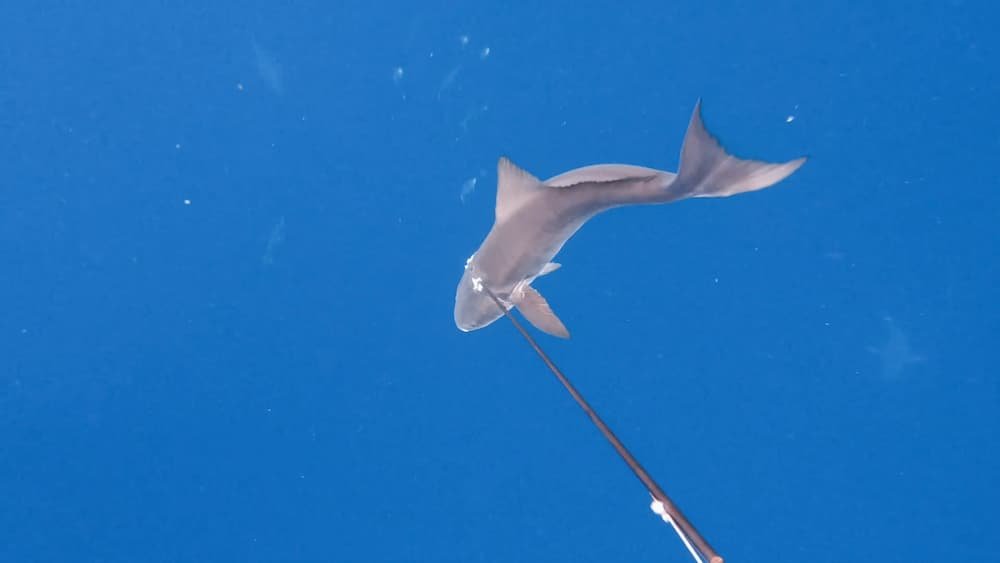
[261,216,285,266]
[455,100,806,563]
[252,38,285,95]
[436,64,462,100]
[868,316,924,379]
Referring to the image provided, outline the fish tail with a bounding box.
[671,100,806,199]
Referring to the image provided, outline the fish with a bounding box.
[868,316,924,380]
[455,100,806,338]
[252,37,285,95]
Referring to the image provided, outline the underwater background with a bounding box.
[1,1,996,562]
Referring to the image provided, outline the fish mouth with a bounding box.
[454,317,477,332]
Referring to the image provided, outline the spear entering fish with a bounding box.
[456,100,806,562]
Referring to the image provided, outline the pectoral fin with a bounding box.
[517,285,570,339]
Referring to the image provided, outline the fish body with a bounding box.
[455,101,806,337]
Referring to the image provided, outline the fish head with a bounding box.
[454,255,506,332]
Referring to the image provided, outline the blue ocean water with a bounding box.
[1,2,996,562]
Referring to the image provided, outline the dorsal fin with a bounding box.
[496,157,542,222]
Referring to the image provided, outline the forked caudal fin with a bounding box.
[673,100,806,198]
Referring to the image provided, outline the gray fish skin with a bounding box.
[455,100,806,337]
